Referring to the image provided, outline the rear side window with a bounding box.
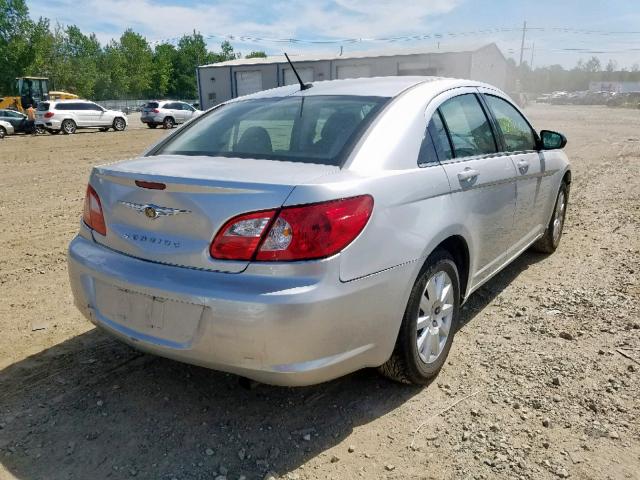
[438,94,497,158]
[153,95,389,166]
[145,102,159,109]
[37,102,50,111]
[483,95,537,152]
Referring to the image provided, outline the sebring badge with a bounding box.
[120,201,191,219]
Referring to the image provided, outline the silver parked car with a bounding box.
[68,77,571,386]
[0,119,14,139]
[140,100,203,129]
[36,100,128,134]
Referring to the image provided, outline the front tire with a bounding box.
[531,181,569,254]
[380,250,461,385]
[0,126,5,139]
[162,117,175,129]
[61,119,76,134]
[113,117,126,131]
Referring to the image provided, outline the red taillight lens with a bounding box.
[44,112,54,118]
[82,185,107,236]
[209,195,373,262]
[152,108,160,113]
[210,210,277,260]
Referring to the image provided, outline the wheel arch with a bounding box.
[432,235,471,302]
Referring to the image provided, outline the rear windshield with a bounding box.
[144,102,159,109]
[37,102,49,111]
[151,95,389,166]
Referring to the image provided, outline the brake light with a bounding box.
[210,195,373,262]
[135,180,166,190]
[44,112,54,118]
[82,185,107,236]
[152,108,160,113]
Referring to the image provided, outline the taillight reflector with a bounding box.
[210,195,373,262]
[44,112,54,118]
[82,185,107,236]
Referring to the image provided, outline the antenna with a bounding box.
[284,52,311,91]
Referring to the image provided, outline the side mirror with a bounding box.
[540,130,567,150]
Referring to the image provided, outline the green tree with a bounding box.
[0,0,32,93]
[118,29,152,97]
[172,32,214,98]
[151,43,176,98]
[245,50,267,59]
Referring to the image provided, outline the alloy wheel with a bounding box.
[416,270,454,364]
[552,190,566,244]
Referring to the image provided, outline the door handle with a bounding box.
[457,168,480,183]
[517,160,530,174]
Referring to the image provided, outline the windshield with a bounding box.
[152,95,389,166]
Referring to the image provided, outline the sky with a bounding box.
[27,0,640,69]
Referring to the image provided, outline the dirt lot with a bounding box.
[0,105,638,480]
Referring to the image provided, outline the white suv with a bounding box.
[36,100,128,134]
[140,101,202,129]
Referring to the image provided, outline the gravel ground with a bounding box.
[0,105,638,480]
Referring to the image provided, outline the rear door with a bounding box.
[480,91,550,247]
[433,90,517,286]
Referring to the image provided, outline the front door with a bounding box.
[432,92,517,287]
[481,92,551,248]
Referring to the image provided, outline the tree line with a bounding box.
[510,57,640,94]
[0,0,266,100]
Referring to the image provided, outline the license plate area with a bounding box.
[94,281,203,345]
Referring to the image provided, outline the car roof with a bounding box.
[231,76,490,102]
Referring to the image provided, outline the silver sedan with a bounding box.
[68,77,571,386]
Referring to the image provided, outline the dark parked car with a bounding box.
[0,109,29,133]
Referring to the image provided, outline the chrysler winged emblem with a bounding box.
[120,201,191,219]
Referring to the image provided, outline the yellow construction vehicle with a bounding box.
[0,77,78,112]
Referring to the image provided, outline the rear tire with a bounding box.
[0,126,5,139]
[113,117,126,131]
[379,250,461,385]
[163,117,175,129]
[61,119,76,134]
[531,181,569,254]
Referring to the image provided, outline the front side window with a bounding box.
[153,95,388,166]
[484,95,537,152]
[438,94,497,158]
[87,103,103,111]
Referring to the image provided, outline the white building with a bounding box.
[197,43,509,109]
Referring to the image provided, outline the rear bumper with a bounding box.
[67,235,413,386]
[36,119,62,130]
[141,115,162,124]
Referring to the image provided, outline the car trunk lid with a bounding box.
[89,154,339,273]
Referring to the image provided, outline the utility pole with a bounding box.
[530,42,535,70]
[519,21,527,67]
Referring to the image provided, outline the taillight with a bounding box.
[152,108,160,113]
[210,195,373,262]
[44,112,54,118]
[82,185,107,236]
